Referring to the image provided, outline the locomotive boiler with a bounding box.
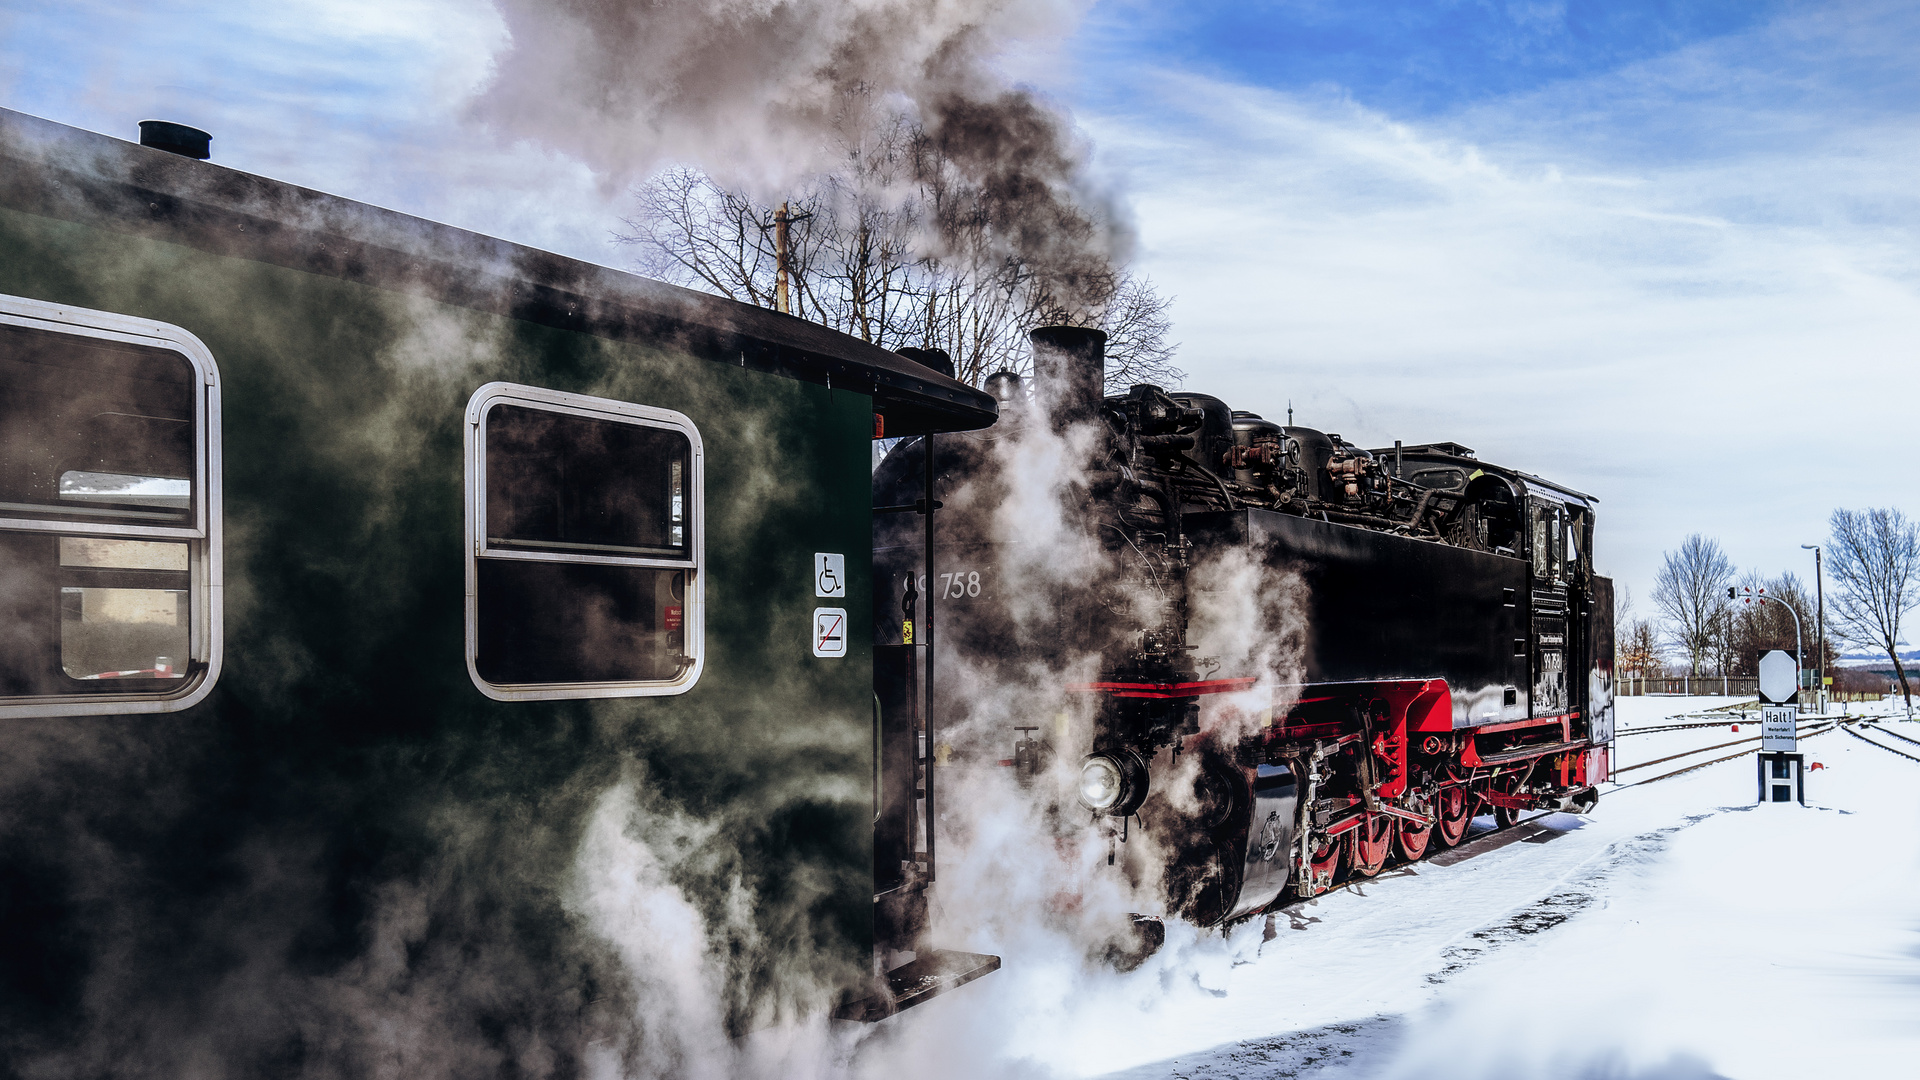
[874,327,1614,932]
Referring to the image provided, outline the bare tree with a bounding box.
[616,109,1179,391]
[1622,621,1663,678]
[1098,274,1182,392]
[1827,507,1920,709]
[1653,534,1734,676]
[623,168,824,316]
[1725,571,1820,675]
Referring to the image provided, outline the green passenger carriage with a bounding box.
[0,107,993,1067]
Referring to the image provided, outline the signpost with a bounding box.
[1753,646,1805,804]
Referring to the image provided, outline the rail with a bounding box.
[1609,723,1838,791]
[1842,726,1920,765]
[1861,724,1920,750]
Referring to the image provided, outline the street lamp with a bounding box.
[1801,544,1826,714]
[1732,584,1804,710]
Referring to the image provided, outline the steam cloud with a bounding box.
[475,0,1129,311]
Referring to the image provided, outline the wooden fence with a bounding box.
[1616,675,1885,701]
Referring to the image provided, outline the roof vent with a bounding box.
[896,347,955,379]
[138,120,211,160]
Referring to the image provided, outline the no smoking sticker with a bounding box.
[812,607,847,658]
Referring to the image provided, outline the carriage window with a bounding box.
[466,386,702,700]
[0,300,220,717]
[60,538,191,680]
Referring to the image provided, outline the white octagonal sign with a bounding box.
[1758,649,1797,704]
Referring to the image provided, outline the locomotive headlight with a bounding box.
[1079,756,1124,811]
[1077,749,1148,817]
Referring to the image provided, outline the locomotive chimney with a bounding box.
[1028,326,1106,434]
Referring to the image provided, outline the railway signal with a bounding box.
[1756,647,1806,804]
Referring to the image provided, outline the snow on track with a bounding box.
[857,698,1920,1080]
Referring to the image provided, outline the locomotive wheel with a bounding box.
[1306,832,1346,894]
[1351,814,1392,877]
[1434,786,1470,847]
[1396,815,1432,862]
[1492,775,1525,830]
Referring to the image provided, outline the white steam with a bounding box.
[1187,546,1309,750]
[476,0,1088,193]
[569,771,858,1080]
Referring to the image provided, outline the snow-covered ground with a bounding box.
[854,696,1920,1079]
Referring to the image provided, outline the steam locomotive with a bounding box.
[875,327,1614,932]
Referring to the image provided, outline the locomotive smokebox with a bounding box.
[1029,325,1106,434]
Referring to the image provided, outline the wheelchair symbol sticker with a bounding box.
[815,553,846,598]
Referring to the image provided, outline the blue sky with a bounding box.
[1081,1,1790,116]
[1,0,1916,641]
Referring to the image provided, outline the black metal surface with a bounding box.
[834,949,1002,1023]
[136,120,210,159]
[923,432,938,881]
[1187,508,1531,719]
[1029,325,1106,433]
[1231,762,1299,919]
[1590,576,1616,743]
[872,645,919,895]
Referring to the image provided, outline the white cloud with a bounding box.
[1085,37,1920,610]
[0,0,622,264]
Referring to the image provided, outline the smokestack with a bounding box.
[138,120,211,160]
[1029,326,1105,434]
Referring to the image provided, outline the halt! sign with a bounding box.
[1760,706,1796,752]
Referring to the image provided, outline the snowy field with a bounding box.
[853,696,1920,1080]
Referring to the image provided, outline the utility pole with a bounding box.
[1802,544,1826,713]
[774,201,791,315]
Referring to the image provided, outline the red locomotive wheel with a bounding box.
[1307,831,1346,894]
[1492,775,1525,829]
[1434,786,1470,847]
[1352,814,1392,877]
[1396,815,1432,862]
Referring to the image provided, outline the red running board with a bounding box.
[1066,677,1261,699]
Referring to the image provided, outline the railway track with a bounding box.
[1860,723,1920,750]
[1608,715,1844,791]
[1843,724,1920,765]
[1616,719,1766,737]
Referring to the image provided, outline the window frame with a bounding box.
[463,382,705,701]
[0,293,224,718]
